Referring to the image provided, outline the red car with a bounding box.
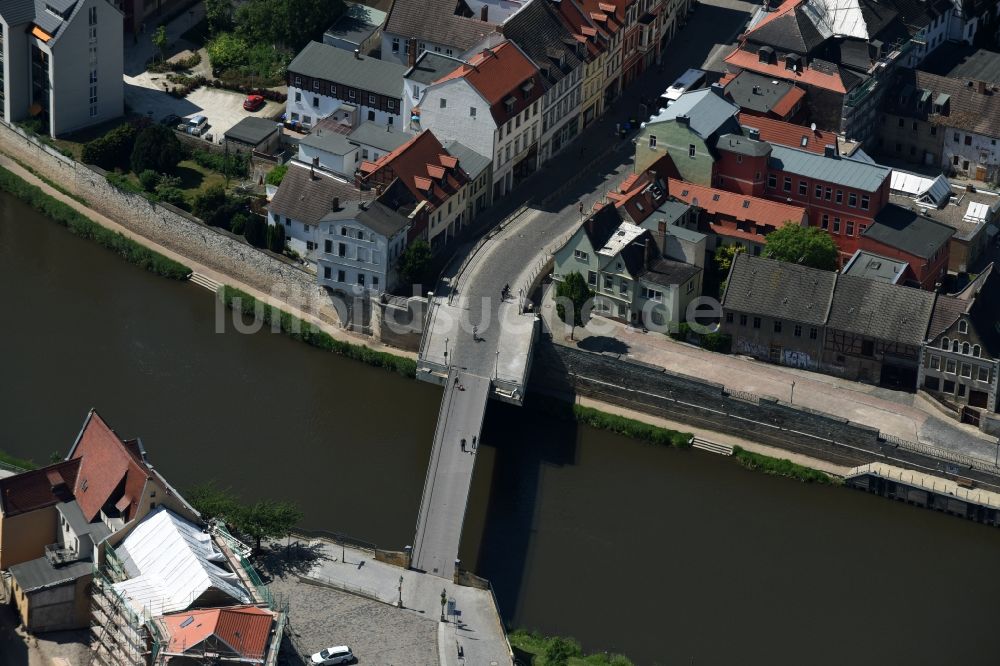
[243,94,265,111]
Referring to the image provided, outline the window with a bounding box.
[965,135,972,146]
[862,340,875,357]
[860,194,869,210]
[979,367,990,382]
[973,345,981,357]
[686,281,695,294]
[930,355,940,370]
[688,144,696,158]
[835,190,843,204]
[961,363,972,378]
[284,217,291,226]
[368,110,375,121]
[331,85,337,96]
[338,269,345,282]
[943,379,956,393]
[89,6,97,24]
[946,359,957,374]
[369,94,376,105]
[726,313,734,323]
[783,176,791,192]
[305,241,315,251]
[824,187,832,200]
[303,224,311,233]
[574,250,588,261]
[930,126,937,136]
[588,271,597,286]
[912,121,918,132]
[740,314,748,326]
[959,319,968,333]
[641,287,663,302]
[963,160,970,171]
[313,96,319,108]
[962,342,971,355]
[388,100,395,110]
[821,214,829,230]
[313,81,320,90]
[848,192,857,207]
[349,89,356,99]
[295,91,301,102]
[604,276,613,291]
[768,174,777,189]
[620,280,629,295]
[798,181,807,195]
[324,239,332,253]
[794,324,802,337]
[752,317,761,329]
[814,184,823,198]
[338,243,346,257]
[294,76,301,86]
[810,327,817,340]
[832,217,841,233]
[897,118,904,127]
[324,266,331,279]
[362,148,369,159]
[846,221,854,236]
[774,320,782,333]
[954,132,960,142]
[737,155,743,164]
[392,37,400,53]
[358,274,365,286]
[470,106,476,118]
[648,135,657,148]
[953,155,960,166]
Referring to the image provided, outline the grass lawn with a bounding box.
[509,631,633,666]
[175,160,227,198]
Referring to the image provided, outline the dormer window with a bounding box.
[521,80,534,97]
[959,319,968,334]
[758,46,775,64]
[505,96,516,113]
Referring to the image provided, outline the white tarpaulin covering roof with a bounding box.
[963,201,990,224]
[112,507,249,618]
[801,0,869,40]
[890,170,952,207]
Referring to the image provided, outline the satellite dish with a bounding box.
[810,122,817,131]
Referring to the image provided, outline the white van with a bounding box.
[661,68,707,105]
[310,645,354,665]
[184,115,208,136]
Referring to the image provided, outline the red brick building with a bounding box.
[858,204,953,290]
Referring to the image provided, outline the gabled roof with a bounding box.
[724,47,849,93]
[0,459,80,518]
[738,113,846,155]
[646,86,741,140]
[642,257,702,287]
[324,1,387,47]
[605,170,669,224]
[113,507,251,617]
[667,178,807,229]
[0,0,37,25]
[441,140,491,179]
[269,161,364,226]
[160,606,276,662]
[747,1,825,54]
[434,41,544,125]
[905,69,1000,138]
[920,43,1000,86]
[406,52,470,86]
[347,122,413,153]
[768,144,889,191]
[502,0,583,88]
[384,0,496,52]
[359,130,469,212]
[722,253,836,325]
[826,273,935,345]
[889,169,952,207]
[299,128,356,156]
[863,203,954,259]
[579,204,625,251]
[288,41,407,98]
[724,71,805,116]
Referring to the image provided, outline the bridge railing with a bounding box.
[411,367,458,563]
[851,462,1000,509]
[878,432,1000,475]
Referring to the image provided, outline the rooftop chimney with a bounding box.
[481,4,489,21]
[333,196,340,210]
[676,114,690,126]
[407,38,417,68]
[823,144,836,158]
[354,49,361,60]
[976,80,987,94]
[748,128,760,140]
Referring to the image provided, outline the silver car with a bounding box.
[310,645,354,665]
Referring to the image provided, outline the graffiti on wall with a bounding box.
[781,349,817,370]
[735,337,768,358]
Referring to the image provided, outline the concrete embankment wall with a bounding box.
[531,340,1000,489]
[0,120,345,327]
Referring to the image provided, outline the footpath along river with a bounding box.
[2,193,1000,665]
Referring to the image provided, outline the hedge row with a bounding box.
[0,450,37,472]
[731,446,838,484]
[220,286,417,378]
[572,403,692,447]
[0,165,192,280]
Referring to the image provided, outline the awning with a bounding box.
[31,26,52,43]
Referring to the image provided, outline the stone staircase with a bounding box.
[691,437,733,456]
[189,272,222,293]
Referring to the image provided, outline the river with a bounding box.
[3,194,1000,665]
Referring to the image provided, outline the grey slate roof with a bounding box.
[582,205,625,250]
[768,144,889,191]
[648,86,741,141]
[322,200,409,237]
[10,557,94,592]
[442,140,491,179]
[640,200,693,230]
[288,41,407,99]
[863,204,955,259]
[300,128,356,155]
[406,52,469,86]
[0,0,37,25]
[57,500,89,537]
[722,253,836,325]
[841,249,909,284]
[920,43,1000,85]
[717,133,773,157]
[347,122,413,153]
[502,0,582,88]
[224,117,280,146]
[826,274,935,345]
[324,2,387,47]
[384,0,496,52]
[269,162,364,226]
[746,6,825,54]
[724,71,800,114]
[641,257,701,287]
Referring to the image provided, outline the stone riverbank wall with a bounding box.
[532,339,1000,490]
[0,120,346,327]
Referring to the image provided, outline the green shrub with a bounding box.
[131,124,184,175]
[701,332,731,354]
[572,404,692,447]
[156,185,187,208]
[105,172,144,194]
[191,149,250,178]
[544,636,582,665]
[265,163,288,186]
[243,214,267,248]
[732,446,837,484]
[669,322,691,341]
[221,286,417,377]
[139,169,160,191]
[267,223,286,252]
[0,166,191,280]
[82,122,141,170]
[147,51,202,73]
[0,449,37,471]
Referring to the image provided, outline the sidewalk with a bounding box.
[539,284,1000,461]
[0,154,414,361]
[303,541,512,666]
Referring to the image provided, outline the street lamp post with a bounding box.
[790,380,796,404]
[495,349,500,379]
[440,588,447,622]
[444,337,449,365]
[398,576,404,608]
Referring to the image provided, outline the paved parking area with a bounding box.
[0,604,90,666]
[125,73,283,143]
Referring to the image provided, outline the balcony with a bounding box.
[45,543,80,566]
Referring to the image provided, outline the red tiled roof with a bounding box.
[668,178,806,228]
[770,85,806,117]
[161,606,275,661]
[0,459,80,517]
[361,130,469,211]
[736,113,839,155]
[724,48,847,94]
[69,411,150,523]
[435,41,543,125]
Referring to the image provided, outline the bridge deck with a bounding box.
[412,370,491,579]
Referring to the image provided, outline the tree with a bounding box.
[186,483,241,521]
[267,223,286,253]
[131,124,184,175]
[543,637,582,666]
[235,0,344,50]
[193,184,229,223]
[555,271,593,340]
[204,0,234,33]
[399,239,432,287]
[236,499,303,552]
[265,163,288,186]
[714,243,745,273]
[763,224,839,271]
[82,122,140,170]
[152,25,168,61]
[243,214,268,248]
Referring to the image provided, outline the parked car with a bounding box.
[243,94,265,112]
[184,115,209,136]
[310,646,354,665]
